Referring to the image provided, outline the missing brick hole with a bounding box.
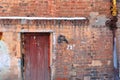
[117,0,120,2]
[105,16,118,31]
[0,32,3,40]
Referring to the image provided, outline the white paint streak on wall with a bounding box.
[53,33,56,60]
[88,60,102,67]
[0,40,10,72]
[51,33,56,80]
[17,58,21,78]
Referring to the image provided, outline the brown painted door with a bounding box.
[22,33,50,80]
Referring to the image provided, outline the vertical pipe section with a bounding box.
[113,30,119,80]
[112,0,117,16]
[113,35,118,69]
[111,0,118,79]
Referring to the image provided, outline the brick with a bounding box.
[84,76,90,80]
[0,0,116,80]
[56,77,69,80]
[0,0,111,17]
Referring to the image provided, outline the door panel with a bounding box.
[22,33,50,80]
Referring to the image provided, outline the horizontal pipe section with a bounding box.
[0,17,86,20]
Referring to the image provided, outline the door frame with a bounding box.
[20,31,56,80]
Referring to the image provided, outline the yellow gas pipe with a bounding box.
[112,0,117,16]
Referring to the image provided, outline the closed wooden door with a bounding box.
[22,33,50,80]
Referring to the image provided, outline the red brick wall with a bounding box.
[0,20,114,80]
[0,0,111,17]
[55,25,113,80]
[0,0,115,80]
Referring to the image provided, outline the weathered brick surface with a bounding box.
[0,0,115,80]
[0,0,111,17]
[55,25,113,80]
[0,20,114,80]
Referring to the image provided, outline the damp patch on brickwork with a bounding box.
[0,40,10,73]
[90,12,108,26]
